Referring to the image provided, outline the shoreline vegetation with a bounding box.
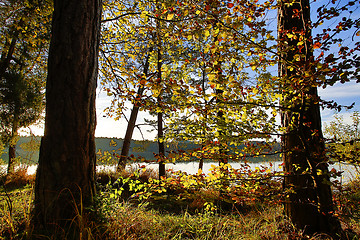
[1,135,358,239]
[0,136,359,239]
[1,166,359,239]
[0,136,281,164]
[0,137,358,239]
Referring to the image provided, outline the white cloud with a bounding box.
[318,81,360,125]
[318,81,360,100]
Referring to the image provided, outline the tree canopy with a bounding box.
[0,0,51,175]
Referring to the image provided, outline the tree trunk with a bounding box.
[206,0,227,165]
[117,53,151,172]
[156,1,166,178]
[0,35,18,80]
[278,0,342,236]
[158,110,166,178]
[7,113,19,176]
[116,86,144,172]
[7,145,16,176]
[198,155,204,171]
[33,0,101,233]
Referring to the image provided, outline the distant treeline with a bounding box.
[0,136,280,164]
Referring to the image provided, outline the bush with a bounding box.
[0,166,35,190]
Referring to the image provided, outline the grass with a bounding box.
[0,169,34,240]
[0,167,359,239]
[99,201,300,240]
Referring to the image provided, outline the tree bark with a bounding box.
[278,0,342,236]
[33,0,101,232]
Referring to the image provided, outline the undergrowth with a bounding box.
[0,166,359,239]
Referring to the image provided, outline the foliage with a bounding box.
[324,111,360,168]
[0,0,356,237]
[0,0,51,173]
[99,0,360,174]
[0,187,33,240]
[1,168,359,239]
[334,178,360,231]
[99,0,281,167]
[98,163,283,215]
[0,71,44,143]
[0,167,34,191]
[0,136,40,164]
[0,142,5,168]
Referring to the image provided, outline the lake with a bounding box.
[95,160,358,183]
[1,161,358,183]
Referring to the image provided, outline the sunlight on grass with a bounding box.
[0,168,359,239]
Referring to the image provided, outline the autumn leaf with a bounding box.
[313,42,322,49]
[227,3,234,8]
[167,13,174,20]
[204,30,210,37]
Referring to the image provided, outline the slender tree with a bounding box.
[34,0,101,233]
[117,52,151,172]
[278,0,342,236]
[0,70,44,176]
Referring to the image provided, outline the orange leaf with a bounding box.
[227,3,234,8]
[313,42,322,49]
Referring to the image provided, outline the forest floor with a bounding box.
[0,168,359,240]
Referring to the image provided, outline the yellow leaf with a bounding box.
[204,30,210,37]
[286,33,294,39]
[167,13,174,20]
[208,73,215,81]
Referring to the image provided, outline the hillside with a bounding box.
[0,136,200,164]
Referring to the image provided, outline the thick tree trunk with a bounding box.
[33,0,101,232]
[278,0,342,236]
[117,53,151,172]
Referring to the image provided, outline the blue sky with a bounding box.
[319,81,360,124]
